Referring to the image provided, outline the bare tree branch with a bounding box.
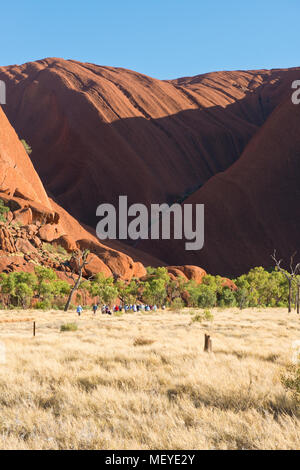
[271,250,300,313]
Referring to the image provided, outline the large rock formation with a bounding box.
[141,97,300,276]
[0,106,150,280]
[1,59,299,276]
[1,59,299,229]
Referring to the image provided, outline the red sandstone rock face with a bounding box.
[0,106,149,279]
[15,238,37,255]
[1,59,299,276]
[178,265,207,283]
[185,97,300,276]
[167,265,207,283]
[143,97,300,276]
[167,267,188,281]
[13,207,33,225]
[132,262,147,279]
[0,226,16,253]
[221,278,238,291]
[38,224,64,243]
[83,253,112,279]
[52,235,78,253]
[0,107,51,208]
[76,238,146,281]
[2,59,299,230]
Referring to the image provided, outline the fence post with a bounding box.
[204,333,212,352]
[33,321,36,337]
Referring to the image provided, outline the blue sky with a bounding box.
[1,0,299,79]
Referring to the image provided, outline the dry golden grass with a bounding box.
[0,307,299,450]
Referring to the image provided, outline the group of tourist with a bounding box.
[76,303,166,316]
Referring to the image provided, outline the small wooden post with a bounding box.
[33,321,36,337]
[204,333,212,352]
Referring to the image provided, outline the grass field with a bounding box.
[0,307,299,450]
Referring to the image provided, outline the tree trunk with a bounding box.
[204,334,212,352]
[64,270,83,311]
[288,280,292,313]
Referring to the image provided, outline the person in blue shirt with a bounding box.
[92,304,98,315]
[77,305,83,316]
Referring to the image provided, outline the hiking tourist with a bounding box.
[92,304,98,315]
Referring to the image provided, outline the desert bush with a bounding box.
[42,243,57,255]
[114,310,123,317]
[60,323,78,332]
[234,267,289,308]
[89,274,119,305]
[235,286,249,309]
[117,279,139,305]
[0,199,9,222]
[35,300,52,310]
[282,366,300,402]
[133,337,154,346]
[218,286,236,307]
[170,297,184,311]
[197,285,217,308]
[56,245,68,256]
[0,263,293,312]
[142,278,167,305]
[192,309,214,323]
[20,139,32,155]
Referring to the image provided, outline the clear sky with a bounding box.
[1,0,299,80]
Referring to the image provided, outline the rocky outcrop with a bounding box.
[1,60,299,276]
[178,265,207,283]
[221,278,238,291]
[83,254,112,279]
[52,235,77,253]
[1,59,299,231]
[76,238,146,281]
[132,262,147,279]
[15,238,37,255]
[0,226,16,253]
[38,223,64,242]
[143,97,300,276]
[167,265,207,283]
[0,106,148,280]
[167,267,188,281]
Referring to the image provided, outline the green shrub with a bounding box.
[20,139,32,155]
[235,287,249,309]
[0,199,9,223]
[114,310,123,317]
[56,245,68,256]
[42,243,57,255]
[35,300,52,310]
[282,366,300,401]
[60,323,78,332]
[192,309,214,323]
[218,286,236,307]
[170,297,184,311]
[197,285,217,308]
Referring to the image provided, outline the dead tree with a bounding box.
[271,250,300,313]
[62,249,90,311]
[294,272,300,314]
